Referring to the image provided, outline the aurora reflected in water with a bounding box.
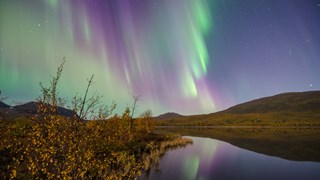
[144,136,320,180]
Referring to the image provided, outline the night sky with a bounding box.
[1,0,319,115]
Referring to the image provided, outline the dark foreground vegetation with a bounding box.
[0,117,192,179]
[0,60,192,179]
[157,91,320,126]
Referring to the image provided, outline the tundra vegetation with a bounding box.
[156,91,320,127]
[0,59,192,179]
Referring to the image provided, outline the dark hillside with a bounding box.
[13,102,76,118]
[155,112,183,120]
[223,91,320,114]
[158,91,320,126]
[0,102,10,108]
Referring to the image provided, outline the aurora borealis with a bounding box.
[1,0,320,115]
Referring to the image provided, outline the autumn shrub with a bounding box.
[135,110,156,134]
[1,59,194,179]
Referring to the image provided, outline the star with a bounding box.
[309,84,313,87]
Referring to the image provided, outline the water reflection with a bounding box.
[144,136,320,180]
[157,127,320,162]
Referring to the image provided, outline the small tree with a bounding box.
[39,57,66,113]
[130,95,141,130]
[7,58,158,179]
[24,58,116,179]
[71,75,116,120]
[136,110,156,134]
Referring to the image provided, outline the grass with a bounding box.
[157,91,320,127]
[141,135,193,172]
[157,111,320,126]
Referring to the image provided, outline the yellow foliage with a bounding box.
[135,110,156,134]
[0,61,187,179]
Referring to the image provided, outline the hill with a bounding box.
[0,101,77,121]
[157,91,320,126]
[155,112,183,120]
[0,102,10,108]
[223,91,320,114]
[13,101,76,117]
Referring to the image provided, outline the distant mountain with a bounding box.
[13,102,43,114]
[155,112,183,120]
[157,91,320,126]
[0,101,77,121]
[222,91,320,114]
[13,101,76,118]
[0,102,10,108]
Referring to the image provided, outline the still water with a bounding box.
[144,136,320,180]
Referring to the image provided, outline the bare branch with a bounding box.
[79,74,94,119]
[130,95,141,130]
[38,57,66,113]
[131,95,141,119]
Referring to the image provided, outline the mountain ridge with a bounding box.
[155,112,183,120]
[0,101,77,120]
[221,91,320,114]
[0,102,10,108]
[157,91,320,126]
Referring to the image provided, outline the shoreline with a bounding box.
[156,125,320,129]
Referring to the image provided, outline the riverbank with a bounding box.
[157,125,320,129]
[156,127,320,162]
[0,116,193,179]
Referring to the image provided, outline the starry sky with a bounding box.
[0,0,319,116]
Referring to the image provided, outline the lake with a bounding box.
[141,128,320,180]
